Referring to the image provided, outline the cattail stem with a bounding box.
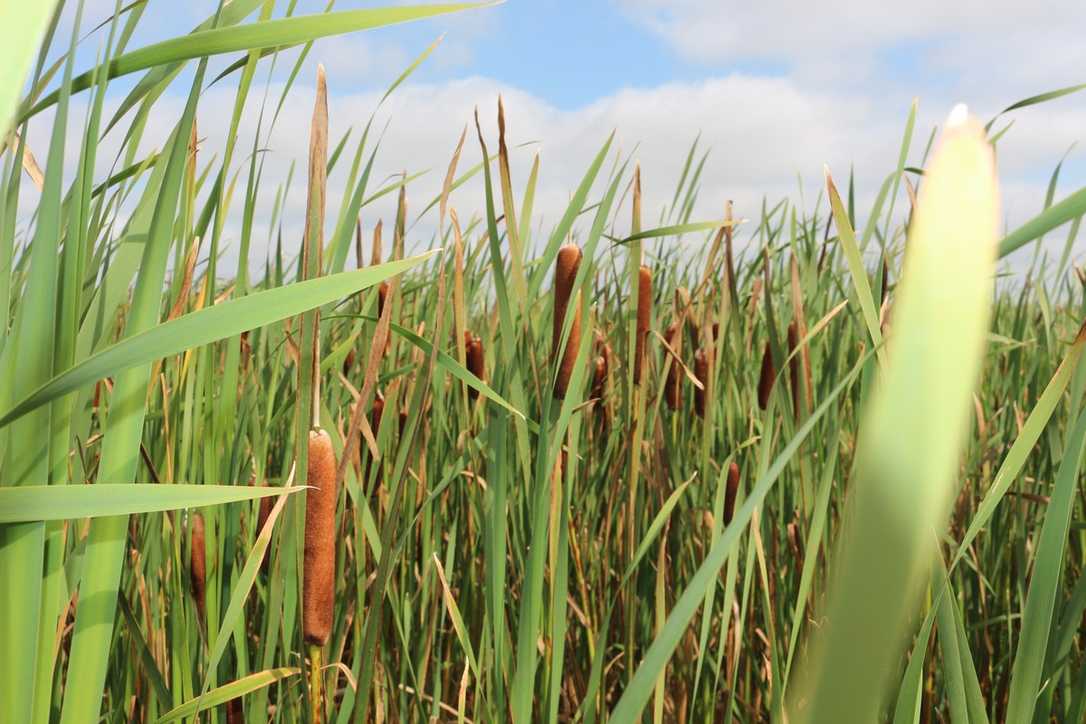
[634,265,652,385]
[664,322,683,411]
[787,321,801,420]
[309,643,323,723]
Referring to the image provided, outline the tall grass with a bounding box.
[3,3,1086,723]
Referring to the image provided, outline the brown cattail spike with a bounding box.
[723,463,740,525]
[787,321,801,419]
[190,513,206,622]
[466,333,485,400]
[303,429,338,646]
[664,322,683,411]
[257,491,274,574]
[553,244,583,399]
[634,265,652,384]
[757,340,776,411]
[694,348,709,418]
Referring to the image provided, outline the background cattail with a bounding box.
[724,462,740,525]
[787,321,801,418]
[757,340,776,410]
[634,264,652,384]
[553,244,583,399]
[365,395,386,489]
[342,348,356,377]
[190,513,206,623]
[466,332,485,400]
[694,348,709,418]
[377,281,390,318]
[303,428,338,646]
[664,322,683,410]
[257,493,274,575]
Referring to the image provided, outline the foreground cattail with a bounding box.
[757,340,776,410]
[190,513,206,622]
[723,463,740,525]
[787,321,801,418]
[553,244,583,399]
[664,322,683,410]
[466,332,485,400]
[693,348,709,418]
[303,428,337,646]
[633,265,652,384]
[225,697,244,724]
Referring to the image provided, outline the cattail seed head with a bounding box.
[190,513,207,622]
[466,332,485,400]
[664,322,683,411]
[724,462,740,525]
[553,244,583,399]
[693,348,709,418]
[757,340,776,411]
[634,265,652,384]
[303,428,338,646]
[377,281,390,318]
[342,348,356,376]
[256,491,274,574]
[225,698,244,724]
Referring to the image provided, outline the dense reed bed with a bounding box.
[4,3,1086,723]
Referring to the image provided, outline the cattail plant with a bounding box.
[553,244,583,399]
[256,492,274,575]
[664,322,683,410]
[342,348,356,376]
[757,340,776,410]
[724,462,740,525]
[303,428,337,647]
[634,264,652,384]
[466,331,485,400]
[591,332,611,401]
[694,348,709,418]
[190,513,206,623]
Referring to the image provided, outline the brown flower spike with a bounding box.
[303,428,338,646]
[553,244,583,398]
[757,340,776,411]
[190,513,206,622]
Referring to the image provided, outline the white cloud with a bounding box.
[616,0,1084,67]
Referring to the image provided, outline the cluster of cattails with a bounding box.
[465,331,485,400]
[190,513,206,623]
[553,244,583,399]
[303,428,338,648]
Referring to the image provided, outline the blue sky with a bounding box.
[38,0,1086,271]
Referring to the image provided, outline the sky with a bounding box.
[27,0,1086,275]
